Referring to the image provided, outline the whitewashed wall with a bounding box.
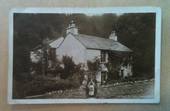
[96,71,101,83]
[56,34,87,64]
[106,52,109,63]
[86,49,100,62]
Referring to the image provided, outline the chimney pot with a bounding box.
[66,20,78,35]
[109,30,118,41]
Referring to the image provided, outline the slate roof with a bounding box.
[75,34,132,52]
[49,37,64,48]
[31,37,64,51]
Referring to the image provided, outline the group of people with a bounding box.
[81,74,97,97]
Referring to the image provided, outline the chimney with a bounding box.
[109,31,118,41]
[66,20,78,35]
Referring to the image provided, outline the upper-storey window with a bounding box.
[101,51,106,62]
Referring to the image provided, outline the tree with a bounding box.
[60,56,76,79]
[116,13,156,77]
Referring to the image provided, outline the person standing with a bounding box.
[87,79,96,97]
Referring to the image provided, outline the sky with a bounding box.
[78,13,124,16]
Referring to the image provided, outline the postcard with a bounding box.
[8,7,161,104]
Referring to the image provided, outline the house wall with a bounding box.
[86,49,109,63]
[105,52,109,63]
[86,49,100,62]
[96,71,101,83]
[56,34,87,64]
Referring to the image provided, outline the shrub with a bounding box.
[60,56,83,79]
[15,77,81,98]
[13,55,84,98]
[87,58,100,72]
[60,56,75,79]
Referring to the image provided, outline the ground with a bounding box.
[96,79,154,98]
[25,79,154,99]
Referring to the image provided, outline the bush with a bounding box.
[13,56,84,98]
[87,58,100,72]
[13,76,81,98]
[60,56,83,79]
[60,56,75,79]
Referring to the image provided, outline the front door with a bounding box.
[101,71,107,85]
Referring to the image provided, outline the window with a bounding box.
[101,51,106,62]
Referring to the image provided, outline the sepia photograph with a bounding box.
[8,7,161,104]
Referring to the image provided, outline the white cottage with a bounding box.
[30,21,133,84]
[56,21,132,63]
[56,21,132,83]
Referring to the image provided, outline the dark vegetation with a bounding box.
[13,56,83,98]
[13,76,80,98]
[87,58,100,72]
[13,13,156,98]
